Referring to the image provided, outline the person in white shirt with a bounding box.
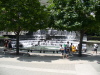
[93,44,98,55]
[60,45,64,58]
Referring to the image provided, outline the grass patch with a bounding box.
[0,36,9,39]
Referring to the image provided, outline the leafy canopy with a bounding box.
[48,0,100,32]
[0,0,49,32]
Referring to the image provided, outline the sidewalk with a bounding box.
[0,47,100,64]
[0,47,100,75]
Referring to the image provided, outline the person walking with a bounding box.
[92,44,98,55]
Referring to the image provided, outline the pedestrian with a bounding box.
[4,39,8,51]
[69,43,73,56]
[7,40,12,50]
[63,41,70,58]
[60,44,64,58]
[72,45,76,53]
[70,43,73,51]
[77,44,80,52]
[92,44,98,55]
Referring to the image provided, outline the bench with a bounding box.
[19,47,61,56]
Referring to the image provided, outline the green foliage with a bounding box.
[48,0,100,56]
[0,0,49,55]
[0,36,9,39]
[0,36,5,38]
[0,0,49,32]
[48,0,100,32]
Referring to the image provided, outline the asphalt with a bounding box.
[0,47,100,75]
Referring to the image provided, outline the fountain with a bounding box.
[11,29,88,54]
[12,29,87,48]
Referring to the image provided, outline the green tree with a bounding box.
[92,1,100,35]
[48,0,100,56]
[86,1,100,36]
[0,0,49,55]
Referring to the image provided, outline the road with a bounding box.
[0,50,100,75]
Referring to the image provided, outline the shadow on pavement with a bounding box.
[69,53,100,63]
[0,51,100,63]
[0,51,61,62]
[17,54,61,62]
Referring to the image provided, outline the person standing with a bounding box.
[60,45,64,58]
[72,45,76,53]
[63,41,70,58]
[70,43,73,51]
[4,39,8,51]
[69,43,73,56]
[7,40,12,50]
[3,39,9,54]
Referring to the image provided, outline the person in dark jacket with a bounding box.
[7,40,12,50]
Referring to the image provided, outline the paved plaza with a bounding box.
[0,47,100,75]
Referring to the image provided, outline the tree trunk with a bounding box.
[78,30,84,57]
[16,32,20,55]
